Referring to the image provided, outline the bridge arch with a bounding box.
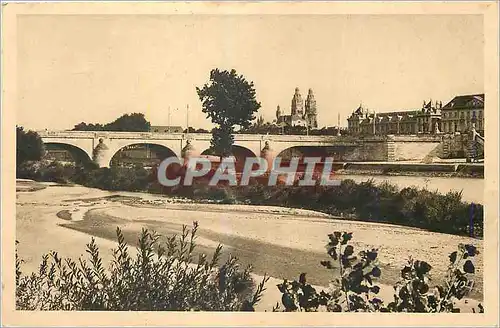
[200,145,258,172]
[109,142,178,168]
[44,142,93,165]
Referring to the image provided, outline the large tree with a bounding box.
[197,69,261,157]
[72,113,151,132]
[16,126,44,165]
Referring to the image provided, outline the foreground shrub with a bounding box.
[273,231,482,313]
[16,222,269,311]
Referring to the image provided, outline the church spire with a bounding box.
[305,88,316,115]
[291,87,304,117]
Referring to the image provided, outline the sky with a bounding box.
[17,14,484,130]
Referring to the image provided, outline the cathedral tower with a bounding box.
[304,88,318,128]
[291,87,304,117]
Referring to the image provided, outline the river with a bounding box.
[15,175,484,311]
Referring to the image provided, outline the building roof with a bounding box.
[442,94,485,109]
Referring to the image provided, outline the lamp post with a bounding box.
[167,106,171,133]
[186,104,190,135]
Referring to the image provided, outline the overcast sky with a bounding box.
[17,14,483,130]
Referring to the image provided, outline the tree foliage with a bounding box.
[16,126,45,166]
[274,231,482,313]
[197,69,261,156]
[72,113,151,132]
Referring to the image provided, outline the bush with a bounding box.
[16,160,76,184]
[274,231,482,313]
[16,222,269,311]
[81,165,152,192]
[212,181,482,237]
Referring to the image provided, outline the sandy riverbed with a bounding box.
[16,181,483,311]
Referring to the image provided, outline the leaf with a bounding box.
[327,234,339,247]
[371,266,381,278]
[401,266,412,279]
[299,273,307,285]
[464,245,478,257]
[414,260,432,276]
[341,232,353,245]
[282,293,297,311]
[463,260,475,274]
[366,250,377,261]
[290,281,302,293]
[370,286,380,294]
[326,246,338,261]
[449,251,457,263]
[344,245,354,257]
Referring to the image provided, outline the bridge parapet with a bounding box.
[37,130,360,141]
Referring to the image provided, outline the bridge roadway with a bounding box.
[37,130,361,168]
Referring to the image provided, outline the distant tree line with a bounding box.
[72,113,151,132]
[183,127,210,133]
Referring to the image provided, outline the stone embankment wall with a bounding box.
[342,139,388,161]
[342,135,442,162]
[440,133,484,160]
[440,134,468,158]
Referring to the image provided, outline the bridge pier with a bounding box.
[92,138,112,168]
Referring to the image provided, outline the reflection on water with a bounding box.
[338,174,483,204]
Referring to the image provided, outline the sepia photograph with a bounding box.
[2,1,499,327]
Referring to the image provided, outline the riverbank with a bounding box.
[333,162,483,178]
[16,181,484,311]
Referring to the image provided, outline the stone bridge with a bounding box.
[37,130,360,167]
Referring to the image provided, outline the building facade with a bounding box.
[347,94,483,136]
[440,94,484,134]
[276,87,318,129]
